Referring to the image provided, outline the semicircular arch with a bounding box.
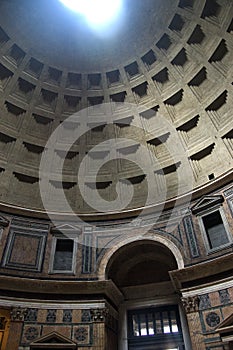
[98,234,184,281]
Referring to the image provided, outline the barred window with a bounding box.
[128,305,184,350]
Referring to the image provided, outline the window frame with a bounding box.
[198,205,232,253]
[49,235,77,274]
[127,305,184,350]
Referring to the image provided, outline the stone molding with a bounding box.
[0,277,123,306]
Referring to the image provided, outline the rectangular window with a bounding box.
[129,307,180,338]
[50,237,76,273]
[200,209,231,251]
[128,305,184,350]
[202,211,229,249]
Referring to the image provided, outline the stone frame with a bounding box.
[197,205,232,254]
[1,229,47,272]
[49,235,77,274]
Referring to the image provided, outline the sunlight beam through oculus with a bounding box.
[59,0,123,26]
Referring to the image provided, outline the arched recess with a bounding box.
[98,235,184,281]
[107,240,178,288]
[99,236,190,350]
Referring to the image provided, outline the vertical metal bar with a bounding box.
[152,312,156,335]
[145,313,149,335]
[138,314,141,336]
[160,311,164,334]
[168,310,172,333]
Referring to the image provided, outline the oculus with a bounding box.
[59,0,123,26]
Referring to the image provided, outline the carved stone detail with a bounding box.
[199,294,211,310]
[46,309,56,323]
[74,327,88,342]
[219,289,230,305]
[81,310,91,322]
[182,296,199,313]
[206,312,220,327]
[90,308,109,322]
[10,307,27,321]
[25,327,39,341]
[25,308,38,322]
[63,309,72,323]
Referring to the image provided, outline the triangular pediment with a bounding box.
[191,195,224,214]
[216,314,233,333]
[30,331,77,348]
[216,313,233,344]
[51,223,82,234]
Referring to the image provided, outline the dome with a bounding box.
[0,0,231,218]
[0,1,232,350]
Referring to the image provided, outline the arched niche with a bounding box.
[104,239,188,350]
[98,235,184,281]
[104,238,182,300]
[107,240,177,286]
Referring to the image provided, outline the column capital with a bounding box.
[90,308,109,322]
[10,307,27,322]
[181,296,199,314]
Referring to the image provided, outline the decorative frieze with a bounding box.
[25,308,38,322]
[63,309,72,323]
[181,296,199,313]
[219,289,230,305]
[46,309,56,323]
[82,310,91,322]
[199,294,211,310]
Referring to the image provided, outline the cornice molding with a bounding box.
[0,277,123,307]
[170,252,233,291]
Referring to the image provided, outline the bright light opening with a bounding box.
[59,0,122,26]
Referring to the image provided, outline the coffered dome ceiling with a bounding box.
[0,0,232,216]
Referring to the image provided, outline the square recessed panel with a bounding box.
[2,229,47,271]
[73,324,92,345]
